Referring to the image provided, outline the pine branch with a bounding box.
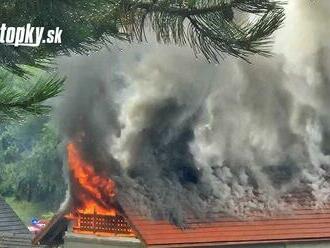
[120,0,285,61]
[0,71,64,121]
[0,0,127,76]
[0,0,285,75]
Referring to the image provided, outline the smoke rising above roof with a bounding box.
[56,0,330,224]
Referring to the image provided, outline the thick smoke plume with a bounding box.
[57,0,330,224]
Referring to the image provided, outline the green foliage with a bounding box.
[0,69,65,211]
[122,0,285,61]
[0,0,126,75]
[0,69,64,121]
[0,119,66,210]
[0,0,285,74]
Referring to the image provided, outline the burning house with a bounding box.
[36,1,330,247]
[32,141,140,247]
[32,142,330,248]
[33,189,330,248]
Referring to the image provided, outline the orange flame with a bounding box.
[66,142,134,236]
[67,142,117,216]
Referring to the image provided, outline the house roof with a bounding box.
[0,197,29,235]
[121,190,330,247]
[0,233,35,248]
[34,191,330,248]
[125,206,330,247]
[0,197,33,247]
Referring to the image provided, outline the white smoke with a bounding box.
[57,0,330,222]
[275,0,330,204]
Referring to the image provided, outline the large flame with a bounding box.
[67,142,117,216]
[66,142,134,236]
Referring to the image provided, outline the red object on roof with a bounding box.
[124,204,330,247]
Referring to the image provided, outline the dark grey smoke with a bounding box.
[56,0,330,224]
[57,52,123,175]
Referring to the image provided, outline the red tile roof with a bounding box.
[124,204,330,247]
[34,189,330,247]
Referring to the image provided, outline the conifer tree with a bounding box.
[0,0,284,73]
[0,0,284,119]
